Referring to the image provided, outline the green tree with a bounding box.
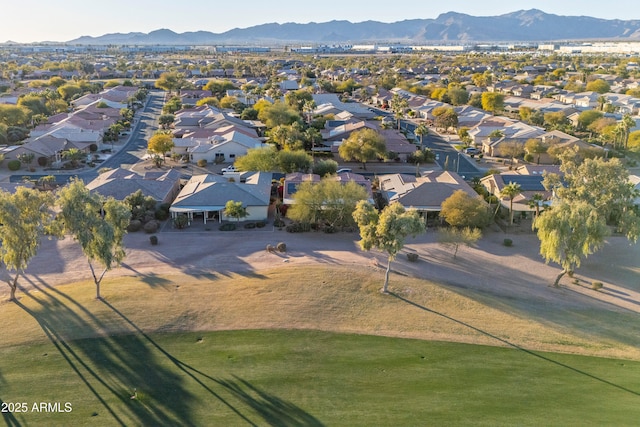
[56,179,131,299]
[224,200,248,223]
[577,110,603,131]
[57,83,83,101]
[289,179,368,229]
[0,104,30,127]
[498,141,525,164]
[62,148,85,168]
[414,123,429,145]
[407,148,435,176]
[535,201,609,287]
[203,79,237,98]
[0,188,55,301]
[481,92,505,115]
[524,138,547,164]
[235,146,278,171]
[437,226,482,259]
[258,101,301,129]
[500,182,522,226]
[155,72,184,94]
[195,97,220,108]
[147,133,175,163]
[277,150,313,173]
[390,94,408,130]
[338,128,386,170]
[352,201,425,293]
[158,114,175,129]
[586,79,611,94]
[312,159,339,177]
[440,190,490,229]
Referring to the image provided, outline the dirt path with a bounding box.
[2,226,639,315]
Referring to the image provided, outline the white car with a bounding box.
[336,168,352,174]
[222,165,239,174]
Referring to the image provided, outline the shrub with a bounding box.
[256,221,266,228]
[197,158,207,167]
[524,153,534,162]
[407,252,419,262]
[89,143,98,152]
[276,242,287,252]
[7,160,20,171]
[144,220,160,234]
[591,281,603,291]
[244,222,256,229]
[503,238,513,247]
[127,219,142,232]
[155,207,169,221]
[286,222,310,233]
[274,218,285,228]
[37,156,48,167]
[323,225,337,234]
[219,223,236,231]
[266,244,275,252]
[149,235,158,245]
[173,214,188,229]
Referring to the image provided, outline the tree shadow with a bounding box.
[102,299,325,426]
[216,376,325,427]
[389,292,640,397]
[0,397,22,427]
[16,282,198,426]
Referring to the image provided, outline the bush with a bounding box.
[524,153,534,162]
[219,223,236,231]
[503,238,513,247]
[197,158,207,167]
[173,214,188,229]
[256,221,266,228]
[286,222,310,233]
[244,222,256,229]
[127,219,142,232]
[274,218,285,228]
[7,160,21,171]
[323,225,337,234]
[591,281,603,291]
[89,143,98,152]
[155,207,169,221]
[144,220,160,234]
[266,244,275,252]
[407,252,419,262]
[276,242,287,252]
[149,235,158,245]
[37,156,48,167]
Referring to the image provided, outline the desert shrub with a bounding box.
[591,281,603,291]
[256,220,266,228]
[503,238,513,247]
[276,242,287,252]
[89,143,98,152]
[407,252,419,262]
[144,220,160,234]
[219,223,236,231]
[7,160,20,171]
[244,222,256,229]
[37,156,48,167]
[274,218,285,227]
[155,207,169,221]
[149,235,158,245]
[127,219,143,232]
[524,153,534,162]
[286,222,310,233]
[266,244,275,252]
[173,214,188,229]
[197,158,207,167]
[323,225,337,234]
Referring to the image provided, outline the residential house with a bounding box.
[379,171,480,219]
[86,168,182,204]
[182,131,263,164]
[480,173,552,217]
[170,172,272,225]
[282,171,373,205]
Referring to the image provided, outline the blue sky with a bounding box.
[4,0,640,43]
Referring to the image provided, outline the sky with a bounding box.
[4,0,640,43]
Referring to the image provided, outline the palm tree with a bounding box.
[415,124,429,146]
[390,94,408,131]
[62,148,86,168]
[500,182,522,226]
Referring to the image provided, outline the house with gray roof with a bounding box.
[170,172,272,225]
[86,168,182,204]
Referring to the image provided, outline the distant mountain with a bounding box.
[67,9,640,45]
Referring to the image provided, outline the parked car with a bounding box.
[336,168,352,174]
[222,165,239,174]
[463,147,479,154]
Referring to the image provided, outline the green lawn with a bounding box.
[1,330,639,426]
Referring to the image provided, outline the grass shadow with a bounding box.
[0,397,22,427]
[390,291,640,398]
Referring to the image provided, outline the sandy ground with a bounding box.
[2,224,639,315]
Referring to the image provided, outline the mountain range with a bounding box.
[67,9,640,45]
